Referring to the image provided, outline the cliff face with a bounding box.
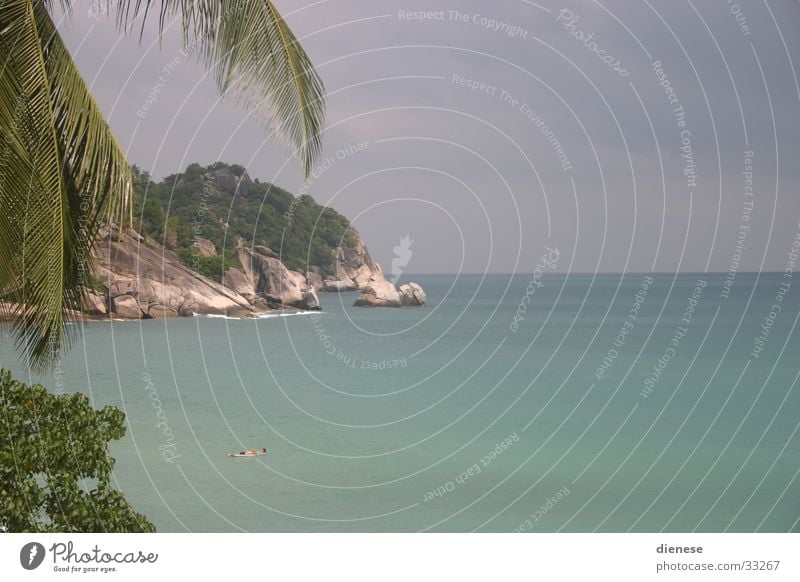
[227,245,320,311]
[88,227,325,319]
[88,227,258,319]
[320,230,383,292]
[84,224,422,319]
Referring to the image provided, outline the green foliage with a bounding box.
[85,273,107,294]
[176,248,227,280]
[132,166,166,239]
[133,162,356,276]
[0,370,155,532]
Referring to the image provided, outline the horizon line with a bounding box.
[397,271,788,276]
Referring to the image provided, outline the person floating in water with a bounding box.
[230,447,267,457]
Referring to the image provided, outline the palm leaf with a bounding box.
[0,0,69,371]
[0,0,133,370]
[33,1,133,230]
[117,0,325,176]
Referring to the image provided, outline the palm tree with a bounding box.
[0,1,325,370]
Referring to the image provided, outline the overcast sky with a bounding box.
[56,0,800,274]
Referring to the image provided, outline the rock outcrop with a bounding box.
[398,282,427,306]
[108,295,138,318]
[222,266,256,301]
[81,291,107,316]
[323,231,383,291]
[193,237,216,257]
[76,222,422,319]
[353,279,426,308]
[211,168,252,198]
[232,245,320,311]
[321,229,425,307]
[306,268,324,292]
[353,279,401,307]
[91,227,259,319]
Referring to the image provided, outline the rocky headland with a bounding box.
[67,163,426,319]
[83,226,423,320]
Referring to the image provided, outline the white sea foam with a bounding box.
[191,310,322,321]
[256,310,321,319]
[192,313,244,320]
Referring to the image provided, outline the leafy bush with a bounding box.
[176,248,227,280]
[0,370,155,532]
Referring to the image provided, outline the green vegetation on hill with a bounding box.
[132,163,356,279]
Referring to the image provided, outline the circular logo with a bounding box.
[19,542,45,570]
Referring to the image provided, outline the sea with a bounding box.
[1,273,798,532]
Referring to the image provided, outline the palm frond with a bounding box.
[117,0,325,177]
[0,0,69,370]
[34,1,133,230]
[0,1,133,370]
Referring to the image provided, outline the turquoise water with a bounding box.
[2,273,799,532]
